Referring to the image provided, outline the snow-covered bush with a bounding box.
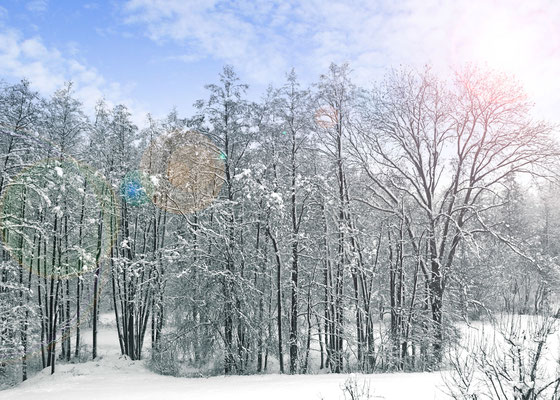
[340,375,373,400]
[445,313,560,399]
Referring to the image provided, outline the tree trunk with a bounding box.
[268,227,284,373]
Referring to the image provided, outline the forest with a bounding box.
[1,63,560,397]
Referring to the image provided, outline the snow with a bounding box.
[1,313,450,400]
[2,358,447,400]
[8,314,553,399]
[234,168,251,181]
[150,175,160,187]
[8,315,552,399]
[52,206,62,218]
[14,314,560,399]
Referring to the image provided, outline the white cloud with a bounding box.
[123,0,298,85]
[26,0,48,13]
[0,26,148,126]
[20,37,51,59]
[122,0,560,122]
[84,3,99,10]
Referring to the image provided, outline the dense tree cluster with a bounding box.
[0,64,559,384]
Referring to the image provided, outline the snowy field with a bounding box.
[1,314,450,400]
[4,313,559,399]
[2,355,447,400]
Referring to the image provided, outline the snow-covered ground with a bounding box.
[7,313,559,400]
[2,354,447,400]
[2,313,450,400]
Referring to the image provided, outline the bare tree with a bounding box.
[351,66,558,366]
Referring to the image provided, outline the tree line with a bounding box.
[0,64,559,384]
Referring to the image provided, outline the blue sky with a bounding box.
[1,0,559,126]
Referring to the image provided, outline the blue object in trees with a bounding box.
[120,170,153,206]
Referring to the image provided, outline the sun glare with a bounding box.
[470,15,530,73]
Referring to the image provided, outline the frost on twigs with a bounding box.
[0,158,117,279]
[445,313,560,399]
[340,375,376,400]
